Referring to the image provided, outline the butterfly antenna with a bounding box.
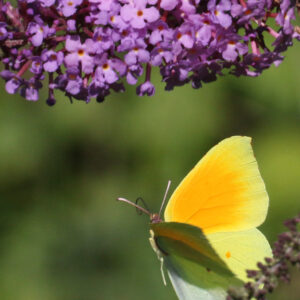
[117,197,151,217]
[159,180,171,217]
[135,197,150,215]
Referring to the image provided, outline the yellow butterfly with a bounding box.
[118,136,272,300]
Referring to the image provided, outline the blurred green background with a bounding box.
[0,42,299,300]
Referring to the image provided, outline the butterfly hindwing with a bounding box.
[150,222,233,276]
[150,222,242,300]
[165,254,232,300]
[206,228,272,281]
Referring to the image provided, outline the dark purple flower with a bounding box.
[20,78,42,101]
[276,6,295,35]
[126,64,143,85]
[92,27,117,53]
[120,0,159,29]
[40,0,56,7]
[6,77,22,94]
[180,0,197,14]
[235,0,266,24]
[124,38,150,65]
[64,36,95,74]
[95,54,125,84]
[190,15,213,47]
[59,0,83,17]
[97,0,116,11]
[42,50,64,72]
[174,23,195,49]
[217,34,248,61]
[149,20,173,45]
[67,20,76,31]
[117,27,147,52]
[0,22,8,40]
[27,22,50,47]
[0,70,14,81]
[161,63,190,91]
[160,0,179,11]
[137,81,155,96]
[66,71,82,95]
[151,43,173,66]
[208,0,232,28]
[31,57,43,74]
[243,52,283,73]
[46,91,56,106]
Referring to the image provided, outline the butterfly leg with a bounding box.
[149,229,167,286]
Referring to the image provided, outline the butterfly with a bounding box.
[118,136,271,300]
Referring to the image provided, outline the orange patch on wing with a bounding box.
[177,160,247,230]
[164,136,268,234]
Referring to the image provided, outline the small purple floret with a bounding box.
[137,81,155,96]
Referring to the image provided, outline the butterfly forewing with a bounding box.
[164,136,269,234]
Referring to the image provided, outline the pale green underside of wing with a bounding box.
[151,222,243,300]
[165,253,240,300]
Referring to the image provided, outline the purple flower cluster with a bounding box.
[0,0,299,104]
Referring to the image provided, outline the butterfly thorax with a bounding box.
[150,213,162,224]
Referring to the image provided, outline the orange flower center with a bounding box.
[78,49,84,56]
[102,63,109,70]
[176,33,182,39]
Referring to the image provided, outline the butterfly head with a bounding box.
[150,213,162,224]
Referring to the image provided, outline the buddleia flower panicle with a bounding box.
[227,214,300,300]
[0,0,299,104]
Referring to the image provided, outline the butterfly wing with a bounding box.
[164,136,269,234]
[207,228,272,281]
[150,222,242,300]
[165,254,232,300]
[151,136,271,297]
